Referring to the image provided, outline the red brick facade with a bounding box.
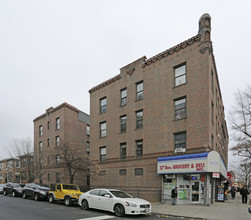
[89,14,228,202]
[33,102,90,190]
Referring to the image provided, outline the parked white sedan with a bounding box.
[78,188,151,217]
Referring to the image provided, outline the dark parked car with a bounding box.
[0,183,5,194]
[3,182,24,197]
[22,183,49,201]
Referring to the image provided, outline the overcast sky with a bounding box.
[0,0,250,166]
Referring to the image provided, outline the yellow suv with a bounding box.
[48,183,82,206]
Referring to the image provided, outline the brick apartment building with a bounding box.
[89,14,228,205]
[33,102,90,189]
[0,158,21,183]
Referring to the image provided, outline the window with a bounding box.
[0,163,3,169]
[174,64,186,86]
[56,117,60,130]
[15,173,20,181]
[119,169,127,176]
[21,171,27,180]
[136,140,143,158]
[8,172,13,180]
[39,141,43,151]
[120,143,126,159]
[0,173,3,180]
[47,138,50,147]
[47,121,50,130]
[100,97,107,114]
[121,88,127,106]
[136,110,143,128]
[136,81,143,100]
[174,132,186,151]
[56,173,60,183]
[48,173,50,181]
[39,125,43,136]
[100,147,106,162]
[39,174,43,184]
[56,155,60,164]
[86,141,90,153]
[211,70,214,93]
[135,168,143,176]
[39,158,43,168]
[100,122,107,138]
[120,115,127,132]
[15,160,20,168]
[211,101,214,124]
[56,136,60,147]
[86,125,90,136]
[7,160,12,168]
[175,97,186,120]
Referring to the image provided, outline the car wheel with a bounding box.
[49,194,54,203]
[82,199,89,210]
[114,204,125,217]
[23,192,27,199]
[3,190,7,196]
[34,193,40,201]
[12,191,16,197]
[64,197,72,206]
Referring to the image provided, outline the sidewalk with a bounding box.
[151,193,250,220]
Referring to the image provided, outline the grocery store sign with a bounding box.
[158,158,207,174]
[157,151,227,178]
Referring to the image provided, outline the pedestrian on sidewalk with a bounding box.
[231,186,236,199]
[171,187,178,205]
[240,186,250,204]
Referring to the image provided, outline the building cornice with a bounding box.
[33,102,80,122]
[142,35,201,67]
[89,74,121,94]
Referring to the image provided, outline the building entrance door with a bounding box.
[191,181,200,203]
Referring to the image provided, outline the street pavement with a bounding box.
[151,193,251,220]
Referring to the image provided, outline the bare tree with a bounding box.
[51,139,103,184]
[229,85,251,158]
[230,158,251,187]
[5,137,39,182]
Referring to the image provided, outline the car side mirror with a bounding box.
[104,194,111,198]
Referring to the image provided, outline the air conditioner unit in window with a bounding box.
[175,148,186,153]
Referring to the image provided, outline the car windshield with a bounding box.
[110,190,133,198]
[62,184,79,191]
[13,183,21,188]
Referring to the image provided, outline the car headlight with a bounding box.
[125,202,137,207]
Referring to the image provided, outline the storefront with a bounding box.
[157,151,227,205]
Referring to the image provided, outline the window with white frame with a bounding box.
[100,122,107,138]
[100,147,106,162]
[174,132,186,152]
[39,141,43,151]
[174,64,186,86]
[136,81,143,100]
[136,140,143,158]
[100,97,107,114]
[120,88,127,106]
[120,115,127,132]
[86,141,90,153]
[174,97,186,120]
[56,136,60,147]
[86,125,90,136]
[120,143,126,159]
[39,125,43,136]
[56,155,60,164]
[136,110,143,128]
[56,117,60,130]
[15,160,20,168]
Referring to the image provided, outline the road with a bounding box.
[0,194,188,220]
